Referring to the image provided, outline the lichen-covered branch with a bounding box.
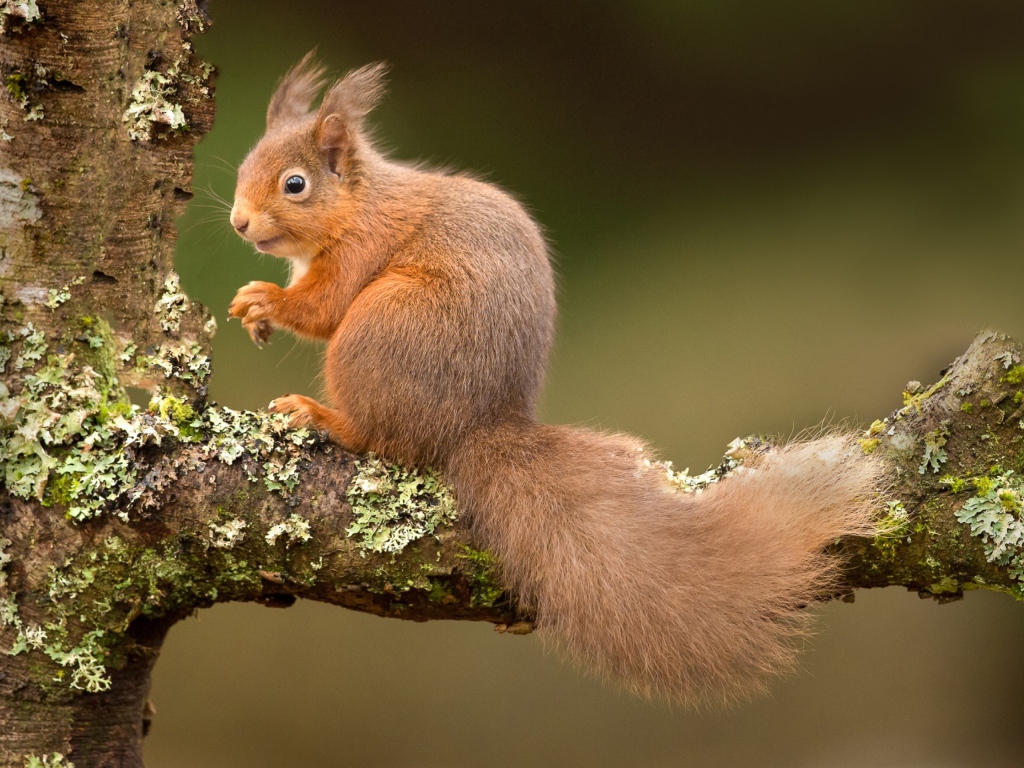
[846,331,1024,601]
[3,0,1024,765]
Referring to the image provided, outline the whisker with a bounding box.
[198,184,234,210]
[206,155,241,175]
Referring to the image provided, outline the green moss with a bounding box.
[858,437,880,454]
[457,546,505,608]
[1003,365,1024,385]
[927,576,962,595]
[901,375,950,416]
[149,395,202,441]
[940,476,969,494]
[96,400,132,423]
[5,73,27,103]
[22,754,72,768]
[426,577,456,605]
[973,476,995,496]
[960,402,974,414]
[42,472,75,507]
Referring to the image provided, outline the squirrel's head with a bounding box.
[230,53,388,258]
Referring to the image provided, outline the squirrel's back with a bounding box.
[323,166,557,465]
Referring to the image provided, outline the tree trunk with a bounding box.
[2,1,1024,765]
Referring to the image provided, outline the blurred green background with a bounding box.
[149,1,1024,766]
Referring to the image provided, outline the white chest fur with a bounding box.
[287,255,311,286]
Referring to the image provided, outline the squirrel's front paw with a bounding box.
[229,281,283,346]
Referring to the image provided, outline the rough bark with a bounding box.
[2,2,1024,766]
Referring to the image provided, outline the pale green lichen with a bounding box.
[144,275,212,385]
[117,341,137,364]
[0,321,315,523]
[656,437,749,494]
[919,425,950,474]
[123,70,188,142]
[0,345,116,505]
[209,518,247,548]
[263,455,302,493]
[954,471,1024,583]
[155,272,188,333]
[44,276,84,310]
[2,586,111,693]
[12,322,45,370]
[167,51,215,100]
[203,407,315,493]
[12,533,259,695]
[176,0,209,33]
[143,341,211,385]
[995,351,1020,370]
[346,456,457,555]
[266,513,312,548]
[0,0,42,31]
[0,307,322,690]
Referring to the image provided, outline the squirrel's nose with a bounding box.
[229,203,250,235]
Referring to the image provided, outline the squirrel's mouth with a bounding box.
[254,236,282,253]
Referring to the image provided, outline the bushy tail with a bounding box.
[444,422,883,707]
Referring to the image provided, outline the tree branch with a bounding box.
[2,1,1024,765]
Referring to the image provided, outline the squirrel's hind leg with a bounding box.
[269,394,368,453]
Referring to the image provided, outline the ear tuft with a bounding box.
[318,62,390,125]
[266,50,328,132]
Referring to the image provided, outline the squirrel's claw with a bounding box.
[268,394,319,429]
[229,281,281,347]
[244,318,273,347]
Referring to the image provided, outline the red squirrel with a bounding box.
[228,54,883,707]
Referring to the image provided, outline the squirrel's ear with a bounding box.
[266,50,327,132]
[315,62,388,176]
[316,113,350,177]
[317,62,389,126]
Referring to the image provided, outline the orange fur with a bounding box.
[230,56,884,706]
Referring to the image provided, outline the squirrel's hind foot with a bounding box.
[269,394,366,453]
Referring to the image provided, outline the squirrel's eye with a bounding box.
[284,175,306,194]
